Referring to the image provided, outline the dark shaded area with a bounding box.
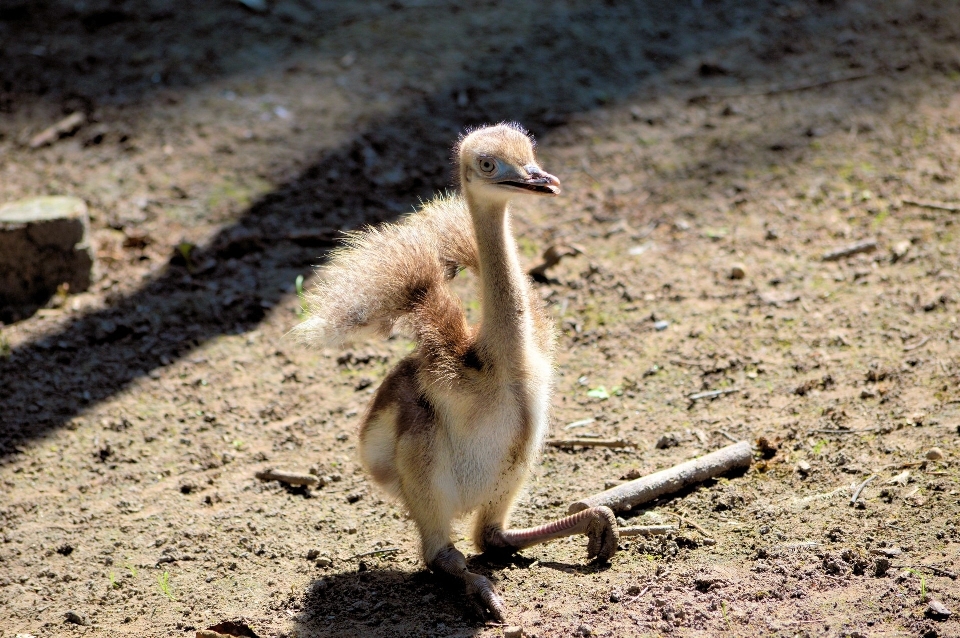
[0,1,936,456]
[293,553,555,637]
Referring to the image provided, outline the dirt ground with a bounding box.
[1,1,959,636]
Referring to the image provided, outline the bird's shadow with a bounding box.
[294,567,488,638]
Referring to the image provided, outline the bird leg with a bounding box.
[429,544,508,621]
[480,506,620,562]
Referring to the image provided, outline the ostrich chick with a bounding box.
[295,123,618,620]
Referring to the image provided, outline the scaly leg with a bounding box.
[478,506,620,561]
[429,544,507,621]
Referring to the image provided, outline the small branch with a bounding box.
[569,441,753,514]
[29,112,86,148]
[717,430,740,443]
[618,525,677,537]
[254,468,318,487]
[546,438,633,449]
[667,512,714,540]
[348,547,402,560]
[850,475,877,506]
[903,335,930,352]
[821,239,878,262]
[902,198,960,213]
[811,428,881,435]
[687,388,740,402]
[911,564,958,580]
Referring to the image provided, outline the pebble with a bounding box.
[729,263,746,280]
[654,320,670,331]
[926,599,952,620]
[655,432,680,449]
[64,611,87,625]
[891,240,911,262]
[796,460,812,476]
[926,447,944,461]
[315,557,332,568]
[873,557,890,577]
[504,626,523,638]
[575,624,593,637]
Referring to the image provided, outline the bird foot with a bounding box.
[585,506,619,562]
[465,572,508,622]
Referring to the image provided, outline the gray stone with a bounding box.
[0,196,95,314]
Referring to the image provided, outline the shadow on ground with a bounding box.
[0,1,930,456]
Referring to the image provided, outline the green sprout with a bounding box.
[157,571,175,601]
[108,572,120,589]
[295,274,307,319]
[721,600,732,630]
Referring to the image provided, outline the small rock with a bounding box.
[654,320,670,331]
[926,599,952,620]
[765,228,779,240]
[860,389,877,399]
[575,624,593,637]
[891,240,911,262]
[729,263,746,280]
[873,557,890,577]
[609,591,621,603]
[797,460,812,476]
[0,196,95,314]
[655,432,680,449]
[926,447,944,461]
[306,549,320,560]
[64,611,87,625]
[315,557,332,568]
[504,626,523,638]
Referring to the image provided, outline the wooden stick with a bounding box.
[902,198,960,213]
[687,387,740,402]
[546,438,633,449]
[821,239,878,262]
[618,525,677,537]
[29,112,86,148]
[568,441,752,514]
[254,468,318,487]
[850,474,877,506]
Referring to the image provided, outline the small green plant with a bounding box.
[907,569,927,602]
[122,561,138,577]
[587,386,610,400]
[721,600,732,630]
[812,439,828,455]
[295,274,307,319]
[157,571,175,601]
[176,241,196,272]
[108,571,120,589]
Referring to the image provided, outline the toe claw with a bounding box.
[467,574,508,621]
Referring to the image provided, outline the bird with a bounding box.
[294,123,618,620]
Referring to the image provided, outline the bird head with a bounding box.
[456,123,561,202]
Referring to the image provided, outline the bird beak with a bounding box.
[495,165,561,196]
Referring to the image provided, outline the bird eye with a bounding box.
[478,158,495,174]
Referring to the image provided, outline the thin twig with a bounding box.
[902,198,960,213]
[912,564,958,580]
[811,428,881,435]
[667,512,715,541]
[822,239,878,262]
[255,468,318,487]
[717,430,740,443]
[547,438,633,448]
[348,547,402,560]
[850,475,878,506]
[618,525,677,537]
[687,388,740,402]
[903,335,930,352]
[703,71,872,98]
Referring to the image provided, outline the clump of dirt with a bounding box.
[1,1,959,637]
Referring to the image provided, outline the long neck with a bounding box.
[466,191,531,370]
